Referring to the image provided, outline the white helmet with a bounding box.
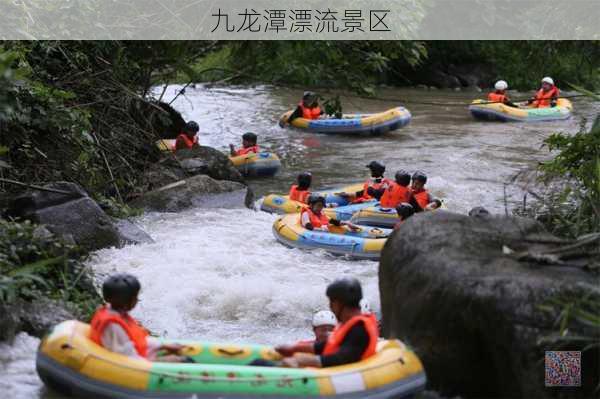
[312,310,336,327]
[542,77,554,85]
[494,80,508,91]
[359,298,372,314]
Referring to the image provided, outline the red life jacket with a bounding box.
[353,178,391,204]
[533,86,560,108]
[289,185,311,204]
[301,208,330,229]
[174,133,198,151]
[380,183,411,208]
[322,313,379,360]
[487,92,508,104]
[89,306,149,358]
[235,145,259,156]
[413,189,432,210]
[299,103,322,120]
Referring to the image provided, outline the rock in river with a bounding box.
[379,211,599,398]
[131,174,254,212]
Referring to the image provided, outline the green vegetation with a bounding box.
[0,219,100,317]
[537,87,600,238]
[185,41,600,92]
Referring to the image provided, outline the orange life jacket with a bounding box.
[322,313,379,360]
[353,178,391,204]
[413,189,432,210]
[235,145,259,156]
[299,103,322,120]
[380,183,411,208]
[487,92,508,104]
[301,208,330,229]
[533,86,560,108]
[174,133,198,151]
[289,185,311,204]
[89,306,149,358]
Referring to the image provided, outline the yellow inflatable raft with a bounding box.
[469,98,573,122]
[37,320,426,398]
[260,183,368,215]
[273,214,390,260]
[156,139,281,177]
[280,107,411,135]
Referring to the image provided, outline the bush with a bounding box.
[0,219,101,317]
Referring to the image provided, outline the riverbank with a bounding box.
[0,84,598,399]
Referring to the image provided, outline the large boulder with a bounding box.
[380,211,599,398]
[5,182,121,251]
[175,146,244,183]
[130,174,254,212]
[0,299,76,342]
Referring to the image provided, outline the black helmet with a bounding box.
[297,172,312,189]
[366,161,385,176]
[308,194,326,206]
[396,203,415,219]
[185,121,199,133]
[326,278,363,308]
[303,91,316,100]
[412,171,427,184]
[102,273,141,310]
[242,132,257,144]
[394,170,411,186]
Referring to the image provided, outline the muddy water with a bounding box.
[1,85,597,399]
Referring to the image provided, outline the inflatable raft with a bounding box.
[273,214,390,260]
[469,98,573,122]
[351,203,448,228]
[260,183,370,215]
[37,320,426,398]
[280,107,411,135]
[229,152,281,177]
[156,139,281,177]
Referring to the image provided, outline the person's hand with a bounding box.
[160,343,185,354]
[275,345,296,357]
[279,119,287,128]
[294,353,322,368]
[282,357,300,368]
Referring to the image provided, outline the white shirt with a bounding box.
[100,307,160,359]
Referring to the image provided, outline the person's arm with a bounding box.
[101,323,145,359]
[301,212,313,230]
[409,194,424,213]
[287,106,303,123]
[229,144,237,156]
[318,324,369,367]
[174,137,186,151]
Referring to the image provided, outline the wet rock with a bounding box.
[5,182,121,252]
[0,299,76,342]
[176,146,244,183]
[141,161,186,192]
[113,219,154,246]
[426,69,462,89]
[380,211,599,398]
[131,174,254,212]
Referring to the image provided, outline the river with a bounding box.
[1,85,597,398]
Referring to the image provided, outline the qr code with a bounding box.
[545,351,581,387]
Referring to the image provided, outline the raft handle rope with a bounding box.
[60,336,411,383]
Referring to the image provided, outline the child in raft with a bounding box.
[289,172,313,204]
[301,195,359,232]
[394,203,415,230]
[229,132,259,156]
[90,274,191,363]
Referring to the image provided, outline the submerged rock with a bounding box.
[380,211,598,398]
[113,219,155,246]
[131,174,254,212]
[6,182,121,251]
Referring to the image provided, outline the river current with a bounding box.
[1,85,597,398]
